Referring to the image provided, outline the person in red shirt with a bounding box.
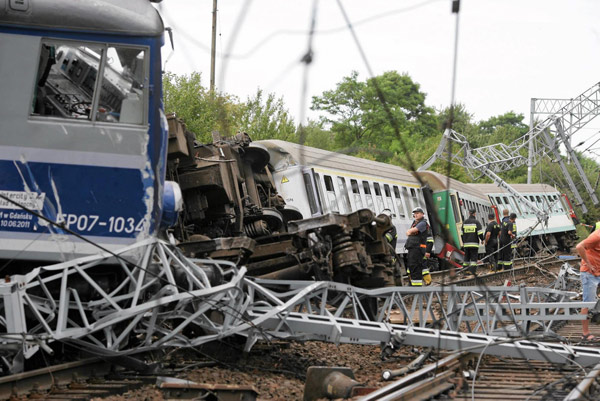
[576,229,600,341]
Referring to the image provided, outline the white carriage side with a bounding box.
[254,140,426,254]
[468,183,577,251]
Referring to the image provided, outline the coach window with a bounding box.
[314,173,328,213]
[509,196,522,214]
[350,179,363,209]
[553,195,564,212]
[402,187,412,212]
[362,181,374,209]
[410,188,420,211]
[337,177,352,213]
[537,196,544,210]
[556,196,566,212]
[393,186,406,218]
[373,183,385,212]
[542,195,552,211]
[549,196,556,212]
[383,185,395,214]
[302,173,319,215]
[31,41,147,124]
[450,194,461,223]
[324,175,339,212]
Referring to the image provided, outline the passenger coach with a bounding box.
[254,140,427,254]
[469,183,578,252]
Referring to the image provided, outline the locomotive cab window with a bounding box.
[31,40,147,124]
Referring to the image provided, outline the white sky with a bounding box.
[158,0,600,153]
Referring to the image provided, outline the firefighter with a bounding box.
[379,209,402,286]
[484,212,501,272]
[499,212,517,269]
[422,224,434,285]
[405,207,431,286]
[461,209,484,275]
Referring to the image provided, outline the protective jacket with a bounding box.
[405,219,430,250]
[485,221,500,246]
[384,225,398,249]
[461,216,484,248]
[500,219,514,244]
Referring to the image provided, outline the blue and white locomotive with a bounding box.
[0,0,177,263]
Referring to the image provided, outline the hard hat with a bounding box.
[412,207,425,214]
[381,208,392,217]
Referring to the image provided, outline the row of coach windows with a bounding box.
[492,193,564,214]
[318,174,423,219]
[462,199,492,226]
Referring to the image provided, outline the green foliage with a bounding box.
[238,89,297,141]
[163,72,295,143]
[163,69,600,225]
[311,71,438,161]
[163,72,242,142]
[299,120,335,150]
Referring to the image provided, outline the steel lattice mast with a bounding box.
[420,81,600,214]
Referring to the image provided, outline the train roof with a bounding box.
[414,171,489,201]
[254,139,419,185]
[467,183,561,195]
[0,0,164,37]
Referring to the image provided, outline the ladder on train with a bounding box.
[419,81,600,214]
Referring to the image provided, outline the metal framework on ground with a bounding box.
[2,239,600,376]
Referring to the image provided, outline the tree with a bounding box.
[311,71,438,163]
[163,72,243,142]
[299,119,335,150]
[238,89,296,141]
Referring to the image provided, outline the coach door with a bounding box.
[451,193,464,248]
[302,168,323,216]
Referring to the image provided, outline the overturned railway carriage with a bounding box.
[166,129,401,287]
[468,183,578,252]
[0,0,171,265]
[254,141,579,267]
[255,140,428,255]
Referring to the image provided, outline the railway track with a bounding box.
[2,254,588,400]
[429,254,577,287]
[0,357,258,401]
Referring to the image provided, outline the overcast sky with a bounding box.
[158,0,600,153]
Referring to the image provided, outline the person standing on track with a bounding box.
[405,207,430,287]
[484,213,500,272]
[380,209,402,286]
[499,212,517,270]
[576,228,600,341]
[461,209,484,276]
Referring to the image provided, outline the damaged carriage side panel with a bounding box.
[0,0,167,261]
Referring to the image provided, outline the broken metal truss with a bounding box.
[2,239,600,376]
[420,81,600,213]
